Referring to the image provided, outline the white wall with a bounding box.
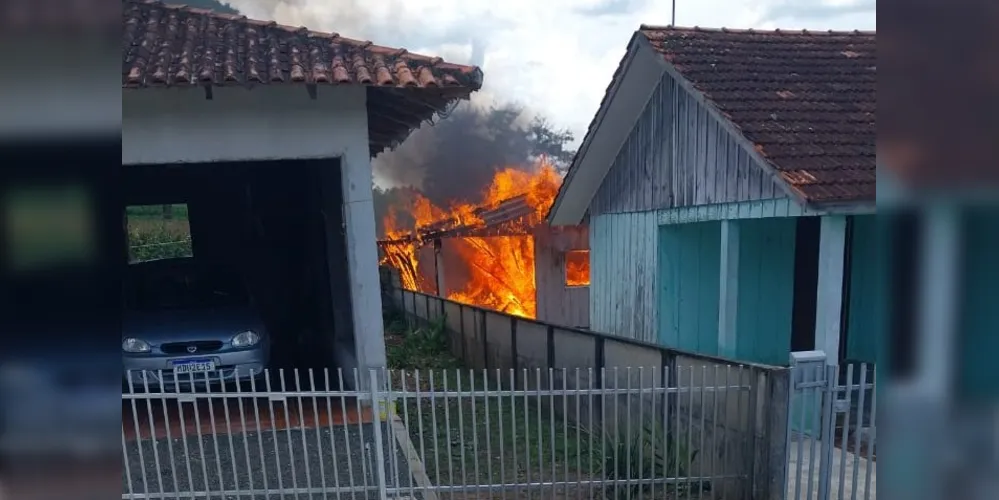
[123,85,387,377]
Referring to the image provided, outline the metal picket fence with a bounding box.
[786,354,877,500]
[123,365,773,500]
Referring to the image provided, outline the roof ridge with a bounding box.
[128,0,478,68]
[639,24,876,36]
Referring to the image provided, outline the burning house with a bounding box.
[378,162,590,329]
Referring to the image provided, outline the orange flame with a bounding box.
[565,250,591,287]
[380,159,569,319]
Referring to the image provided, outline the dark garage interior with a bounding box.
[123,160,356,388]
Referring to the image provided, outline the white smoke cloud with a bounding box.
[226,0,872,143]
[225,0,874,190]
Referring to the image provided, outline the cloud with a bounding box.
[758,0,877,24]
[227,0,876,152]
[574,0,649,17]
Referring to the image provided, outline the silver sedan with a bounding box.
[122,258,270,391]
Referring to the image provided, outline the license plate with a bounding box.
[172,359,216,374]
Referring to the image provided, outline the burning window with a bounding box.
[564,250,590,287]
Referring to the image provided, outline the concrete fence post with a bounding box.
[755,368,791,500]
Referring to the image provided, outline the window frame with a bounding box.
[563,249,591,288]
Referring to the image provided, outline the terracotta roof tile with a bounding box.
[122,0,482,90]
[122,0,483,157]
[639,26,876,204]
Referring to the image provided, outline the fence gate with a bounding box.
[787,352,877,500]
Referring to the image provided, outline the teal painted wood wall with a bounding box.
[734,218,797,365]
[658,222,721,355]
[846,214,880,363]
[958,208,999,399]
[658,218,796,364]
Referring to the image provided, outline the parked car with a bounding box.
[122,257,269,391]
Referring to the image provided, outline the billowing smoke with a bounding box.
[369,101,574,235]
[374,101,547,206]
[222,0,575,231]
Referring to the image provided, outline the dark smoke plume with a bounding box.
[371,101,575,236]
[225,1,576,234]
[374,101,571,206]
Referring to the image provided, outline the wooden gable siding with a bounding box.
[534,225,590,329]
[589,72,786,216]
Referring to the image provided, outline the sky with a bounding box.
[227,0,876,176]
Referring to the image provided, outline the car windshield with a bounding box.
[127,258,249,310]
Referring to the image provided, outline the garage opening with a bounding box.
[122,160,355,391]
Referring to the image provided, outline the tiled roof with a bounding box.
[123,0,482,89]
[122,0,483,156]
[640,26,876,204]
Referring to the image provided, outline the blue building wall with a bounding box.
[657,217,797,364]
[845,214,879,363]
[958,209,999,399]
[734,218,797,365]
[658,221,721,354]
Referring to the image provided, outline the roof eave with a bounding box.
[806,198,877,215]
[547,32,666,226]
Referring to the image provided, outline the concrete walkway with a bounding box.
[786,436,876,500]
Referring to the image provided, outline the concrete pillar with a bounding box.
[814,215,848,365]
[339,110,387,387]
[718,219,740,357]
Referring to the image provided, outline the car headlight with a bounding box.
[231,331,260,348]
[122,338,151,353]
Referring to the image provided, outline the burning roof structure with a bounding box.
[377,194,535,245]
[376,161,588,320]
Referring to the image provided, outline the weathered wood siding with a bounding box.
[590,72,785,216]
[534,225,590,329]
[590,211,659,342]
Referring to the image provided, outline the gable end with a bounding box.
[590,70,789,216]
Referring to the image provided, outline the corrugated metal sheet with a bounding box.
[589,211,658,343]
[534,225,590,329]
[590,72,786,216]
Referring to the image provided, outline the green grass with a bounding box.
[384,315,702,498]
[126,204,190,219]
[126,213,193,262]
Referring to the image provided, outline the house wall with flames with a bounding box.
[379,194,590,329]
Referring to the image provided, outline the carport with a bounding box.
[121,0,483,386]
[119,2,482,498]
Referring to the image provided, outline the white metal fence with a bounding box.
[122,365,784,500]
[786,354,877,500]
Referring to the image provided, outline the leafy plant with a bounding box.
[386,316,458,370]
[598,420,703,499]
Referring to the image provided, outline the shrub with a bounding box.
[599,420,702,499]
